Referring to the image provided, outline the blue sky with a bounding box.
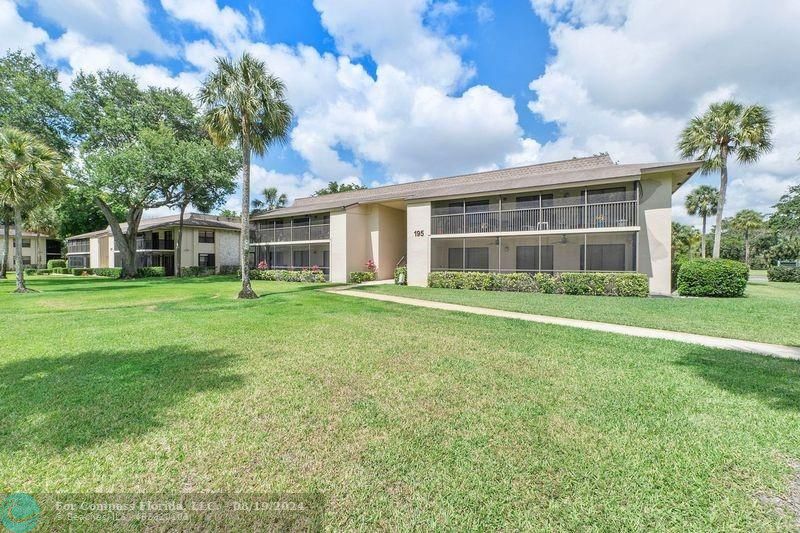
[3,0,799,223]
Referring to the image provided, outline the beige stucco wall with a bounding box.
[639,175,673,295]
[329,211,348,283]
[406,202,431,286]
[346,205,370,276]
[2,235,49,268]
[214,229,240,270]
[367,204,406,280]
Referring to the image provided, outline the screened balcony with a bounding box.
[431,186,638,235]
[431,232,638,274]
[67,239,90,254]
[251,214,330,243]
[251,243,330,275]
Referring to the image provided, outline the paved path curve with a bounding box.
[327,287,800,361]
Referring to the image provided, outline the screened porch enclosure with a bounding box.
[251,243,330,275]
[431,232,637,274]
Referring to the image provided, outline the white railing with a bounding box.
[252,223,330,243]
[431,200,638,235]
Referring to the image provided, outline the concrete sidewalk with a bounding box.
[328,287,800,361]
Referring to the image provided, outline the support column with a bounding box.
[407,202,431,286]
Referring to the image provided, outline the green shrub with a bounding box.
[218,265,239,275]
[249,268,327,283]
[532,273,559,294]
[349,271,376,284]
[47,259,66,269]
[71,268,93,276]
[35,268,53,275]
[428,271,648,297]
[93,268,122,278]
[51,268,70,275]
[23,268,38,275]
[671,257,686,292]
[136,266,165,278]
[181,266,215,277]
[394,266,407,285]
[767,266,800,282]
[677,259,748,297]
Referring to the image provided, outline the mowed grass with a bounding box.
[1,275,800,530]
[360,280,800,346]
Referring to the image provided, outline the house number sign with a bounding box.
[413,230,425,237]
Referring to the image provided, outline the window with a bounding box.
[13,238,32,248]
[447,247,463,269]
[68,255,89,268]
[293,250,309,268]
[588,187,627,203]
[198,230,215,244]
[14,256,32,265]
[465,247,489,270]
[198,253,215,268]
[515,195,539,209]
[583,244,626,271]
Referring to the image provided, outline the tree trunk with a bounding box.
[238,129,257,299]
[744,230,750,266]
[176,202,187,277]
[700,215,707,258]
[0,219,9,279]
[95,198,141,279]
[13,208,29,293]
[712,146,728,259]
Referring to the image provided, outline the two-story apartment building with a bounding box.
[66,213,241,275]
[1,228,61,268]
[251,155,701,295]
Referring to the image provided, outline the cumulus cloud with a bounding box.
[45,32,202,93]
[161,0,252,43]
[31,0,174,56]
[528,0,800,225]
[0,0,48,52]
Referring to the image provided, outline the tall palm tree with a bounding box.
[199,53,293,299]
[678,100,773,259]
[684,185,719,258]
[251,186,287,213]
[730,209,764,266]
[0,128,64,292]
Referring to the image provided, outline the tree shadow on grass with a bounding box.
[0,346,242,451]
[677,349,800,412]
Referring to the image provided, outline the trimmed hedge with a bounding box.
[394,266,407,285]
[47,259,66,269]
[181,266,215,277]
[677,259,748,297]
[218,265,238,275]
[249,268,326,283]
[349,271,376,284]
[137,266,165,277]
[767,266,800,282]
[427,271,649,297]
[671,257,685,292]
[71,268,93,276]
[23,268,38,275]
[93,268,122,278]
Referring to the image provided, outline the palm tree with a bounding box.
[677,100,773,259]
[251,186,287,213]
[199,53,293,299]
[730,209,764,266]
[0,204,12,279]
[684,185,719,258]
[0,128,64,292]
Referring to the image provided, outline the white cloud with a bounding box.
[46,32,202,93]
[161,0,250,43]
[476,3,495,24]
[32,0,174,56]
[312,0,473,90]
[528,0,800,225]
[0,0,49,53]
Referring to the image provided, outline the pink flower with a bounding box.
[257,260,268,270]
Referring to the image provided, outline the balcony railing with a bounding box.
[431,200,638,235]
[136,239,175,250]
[251,223,330,243]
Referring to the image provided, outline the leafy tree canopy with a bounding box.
[0,50,72,156]
[769,184,800,234]
[314,181,367,196]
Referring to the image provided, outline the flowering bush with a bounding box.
[249,268,326,283]
[349,271,376,283]
[257,260,268,270]
[365,259,377,273]
[428,271,649,297]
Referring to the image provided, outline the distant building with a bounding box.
[65,213,241,275]
[0,228,61,268]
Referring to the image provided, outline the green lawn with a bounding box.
[359,280,800,346]
[2,275,800,529]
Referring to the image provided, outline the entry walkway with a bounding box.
[327,286,800,361]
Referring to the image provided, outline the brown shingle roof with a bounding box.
[253,155,701,220]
